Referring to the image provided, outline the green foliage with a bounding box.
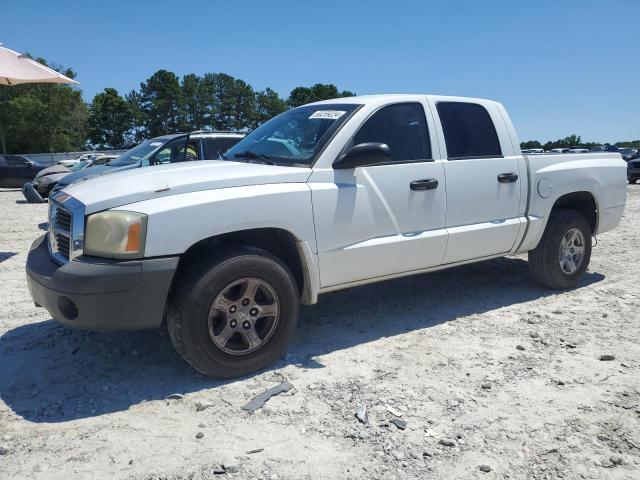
[520,140,542,149]
[616,140,640,148]
[287,83,355,108]
[0,57,87,154]
[86,88,132,149]
[139,70,182,136]
[254,88,287,127]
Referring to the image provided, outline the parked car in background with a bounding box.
[22,155,117,202]
[551,148,571,153]
[0,154,46,188]
[627,158,640,183]
[521,148,544,154]
[590,145,619,153]
[58,153,105,168]
[49,131,245,196]
[26,94,627,378]
[569,148,590,153]
[618,148,639,161]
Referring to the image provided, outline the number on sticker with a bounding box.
[309,110,346,120]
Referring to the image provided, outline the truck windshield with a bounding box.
[109,139,168,167]
[225,104,360,166]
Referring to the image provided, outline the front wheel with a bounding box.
[167,247,300,378]
[528,210,592,289]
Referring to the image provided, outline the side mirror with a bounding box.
[333,142,391,169]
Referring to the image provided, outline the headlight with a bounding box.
[84,211,147,259]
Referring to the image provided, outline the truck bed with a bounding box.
[517,152,627,252]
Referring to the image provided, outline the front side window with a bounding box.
[151,139,198,165]
[110,139,169,167]
[353,103,431,162]
[225,104,360,166]
[5,156,29,167]
[436,102,502,159]
[203,137,243,160]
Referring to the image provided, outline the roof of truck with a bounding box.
[308,94,499,106]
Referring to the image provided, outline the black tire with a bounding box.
[528,209,592,289]
[629,177,638,184]
[167,246,300,378]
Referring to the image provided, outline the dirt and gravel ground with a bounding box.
[0,187,638,480]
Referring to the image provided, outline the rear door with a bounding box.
[310,101,448,287]
[430,100,524,263]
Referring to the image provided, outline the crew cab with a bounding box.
[25,94,627,378]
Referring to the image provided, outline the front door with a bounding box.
[310,102,448,288]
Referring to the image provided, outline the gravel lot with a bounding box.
[0,187,638,480]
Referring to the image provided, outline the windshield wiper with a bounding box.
[234,150,275,165]
[218,151,228,160]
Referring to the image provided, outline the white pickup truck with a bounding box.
[26,94,627,378]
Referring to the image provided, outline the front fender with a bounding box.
[115,183,317,258]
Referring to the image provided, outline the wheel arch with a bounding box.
[550,191,598,233]
[171,227,319,305]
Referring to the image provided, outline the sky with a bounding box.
[1,0,638,143]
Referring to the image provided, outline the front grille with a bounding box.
[55,233,70,259]
[55,208,72,232]
[48,195,84,264]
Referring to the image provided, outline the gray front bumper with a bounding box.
[22,182,46,203]
[26,235,179,331]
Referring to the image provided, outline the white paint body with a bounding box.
[63,95,628,303]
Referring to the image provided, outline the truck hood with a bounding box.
[63,160,311,214]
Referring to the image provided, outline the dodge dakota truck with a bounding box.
[25,94,627,378]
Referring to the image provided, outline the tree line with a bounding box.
[520,135,640,151]
[0,57,355,154]
[1,57,638,155]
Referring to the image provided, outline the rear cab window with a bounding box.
[436,102,502,160]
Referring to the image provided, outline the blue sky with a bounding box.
[2,0,638,142]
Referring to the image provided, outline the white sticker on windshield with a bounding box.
[150,142,163,147]
[309,110,346,120]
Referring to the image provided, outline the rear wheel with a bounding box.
[167,247,300,378]
[629,177,638,184]
[528,209,592,289]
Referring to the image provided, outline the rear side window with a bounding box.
[5,156,29,166]
[203,137,243,160]
[436,102,502,159]
[353,103,431,163]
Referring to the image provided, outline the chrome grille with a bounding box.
[55,232,70,259]
[54,208,72,232]
[48,194,85,264]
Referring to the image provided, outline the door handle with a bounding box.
[410,178,439,190]
[497,173,519,183]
